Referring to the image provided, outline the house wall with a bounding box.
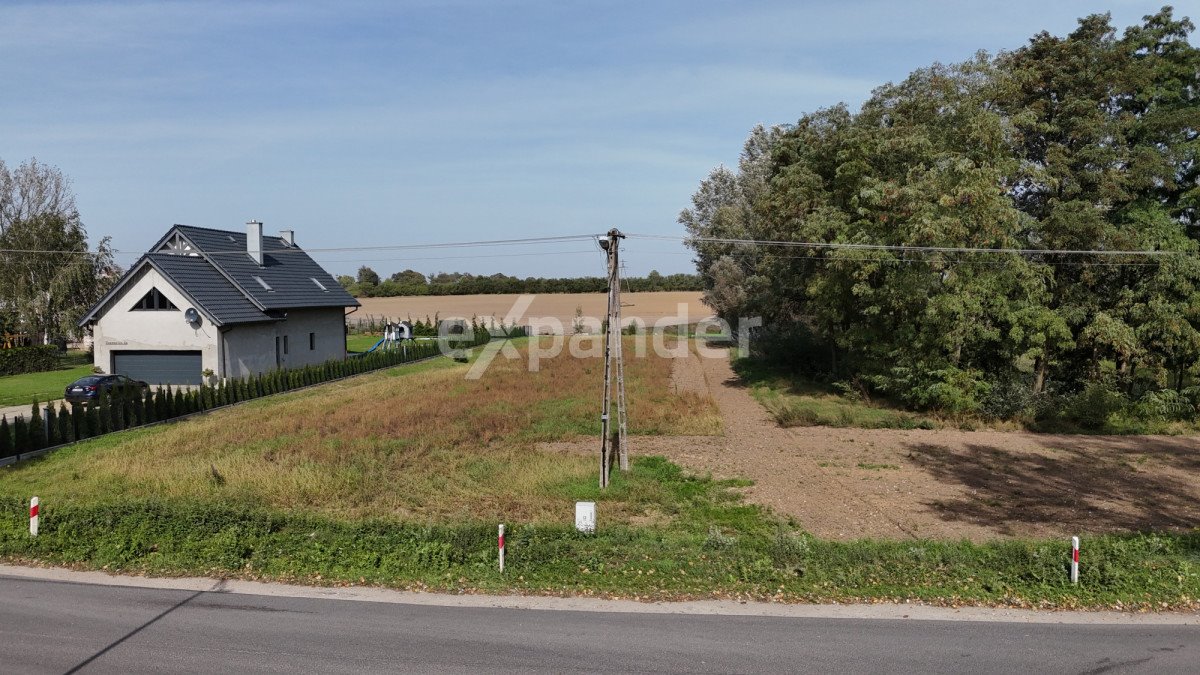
[92,267,220,375]
[221,307,346,378]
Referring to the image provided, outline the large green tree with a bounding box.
[0,159,115,344]
[684,8,1200,414]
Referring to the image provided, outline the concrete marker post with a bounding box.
[29,496,39,537]
[498,524,505,573]
[1070,536,1079,584]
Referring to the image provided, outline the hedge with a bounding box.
[0,330,499,460]
[0,345,60,376]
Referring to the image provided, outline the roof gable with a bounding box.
[80,223,358,327]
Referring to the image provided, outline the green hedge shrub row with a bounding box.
[0,345,60,376]
[0,332,493,459]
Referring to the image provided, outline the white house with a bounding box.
[78,222,360,385]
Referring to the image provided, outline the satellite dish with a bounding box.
[184,307,201,325]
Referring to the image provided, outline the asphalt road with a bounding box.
[1,575,1196,674]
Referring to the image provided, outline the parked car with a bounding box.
[64,374,151,404]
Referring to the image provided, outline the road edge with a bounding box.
[2,564,1196,625]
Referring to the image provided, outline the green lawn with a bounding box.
[0,352,93,407]
[346,333,383,352]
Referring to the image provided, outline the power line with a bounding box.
[627,233,1196,258]
[0,233,604,257]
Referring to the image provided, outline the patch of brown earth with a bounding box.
[546,348,1200,541]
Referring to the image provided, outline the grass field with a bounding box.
[0,338,720,523]
[0,352,93,407]
[1,340,1196,609]
[355,291,710,332]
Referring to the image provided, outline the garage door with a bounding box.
[112,351,202,385]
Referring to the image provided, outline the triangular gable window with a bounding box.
[131,287,179,311]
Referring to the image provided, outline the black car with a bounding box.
[64,374,151,404]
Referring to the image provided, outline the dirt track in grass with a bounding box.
[544,346,1200,541]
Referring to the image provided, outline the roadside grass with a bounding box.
[733,357,942,431]
[1,476,1196,609]
[2,338,1196,609]
[0,351,94,407]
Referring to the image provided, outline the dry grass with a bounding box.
[356,291,710,330]
[0,338,720,523]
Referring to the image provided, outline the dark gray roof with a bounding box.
[79,224,358,328]
[147,253,269,325]
[174,225,358,311]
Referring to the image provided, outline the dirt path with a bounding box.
[553,348,1200,541]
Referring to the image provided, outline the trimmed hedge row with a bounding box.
[0,345,60,376]
[0,333,492,460]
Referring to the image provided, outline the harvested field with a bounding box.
[355,291,710,332]
[544,343,1200,541]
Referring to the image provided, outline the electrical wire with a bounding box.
[0,233,604,257]
[627,232,1195,258]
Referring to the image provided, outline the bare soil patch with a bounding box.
[356,292,709,331]
[552,346,1200,541]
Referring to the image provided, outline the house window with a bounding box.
[253,276,273,291]
[130,288,178,311]
[309,332,315,350]
[283,335,289,355]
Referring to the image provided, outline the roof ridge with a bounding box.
[173,223,286,241]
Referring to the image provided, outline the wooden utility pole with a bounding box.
[598,228,628,487]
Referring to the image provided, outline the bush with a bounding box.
[981,379,1035,420]
[1065,383,1128,429]
[1133,389,1196,422]
[0,345,59,376]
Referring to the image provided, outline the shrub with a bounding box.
[27,402,45,451]
[1065,383,1128,429]
[981,379,1035,420]
[0,345,59,376]
[0,416,12,458]
[1133,389,1195,422]
[57,403,72,444]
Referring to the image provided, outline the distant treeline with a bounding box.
[337,268,703,298]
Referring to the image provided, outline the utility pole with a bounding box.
[598,228,628,488]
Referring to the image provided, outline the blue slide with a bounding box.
[360,337,386,354]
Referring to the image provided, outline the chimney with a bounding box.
[279,229,295,247]
[246,220,263,265]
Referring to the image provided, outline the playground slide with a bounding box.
[363,337,386,353]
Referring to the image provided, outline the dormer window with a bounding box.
[131,288,178,311]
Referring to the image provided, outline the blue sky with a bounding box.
[0,1,1181,279]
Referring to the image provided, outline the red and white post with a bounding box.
[498,524,506,573]
[1070,536,1080,584]
[29,496,39,537]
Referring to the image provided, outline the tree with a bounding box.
[0,213,117,344]
[356,266,380,286]
[0,157,77,235]
[0,158,118,343]
[682,9,1200,414]
[388,269,427,286]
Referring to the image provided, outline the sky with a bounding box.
[0,0,1183,279]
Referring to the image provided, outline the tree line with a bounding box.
[0,158,117,346]
[683,8,1200,426]
[338,267,702,297]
